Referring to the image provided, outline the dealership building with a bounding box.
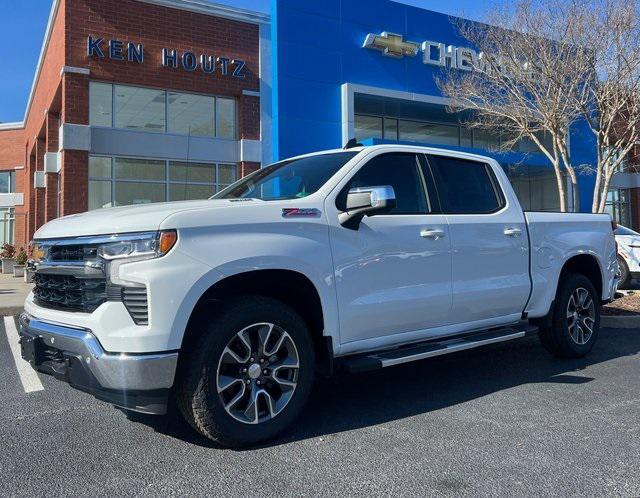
[1,0,639,247]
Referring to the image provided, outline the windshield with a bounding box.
[214,152,359,201]
[615,225,640,236]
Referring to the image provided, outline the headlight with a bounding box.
[97,230,178,261]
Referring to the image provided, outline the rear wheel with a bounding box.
[176,296,315,447]
[617,255,631,289]
[538,273,600,358]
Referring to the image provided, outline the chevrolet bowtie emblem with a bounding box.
[363,31,420,58]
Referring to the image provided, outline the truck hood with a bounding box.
[33,199,241,239]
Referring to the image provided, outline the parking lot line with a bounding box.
[3,316,44,393]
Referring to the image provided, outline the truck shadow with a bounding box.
[126,327,640,450]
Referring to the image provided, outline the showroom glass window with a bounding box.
[88,156,239,210]
[0,171,15,244]
[0,171,14,193]
[89,82,236,139]
[354,114,551,153]
[89,82,113,127]
[605,188,631,226]
[506,164,564,212]
[168,92,215,137]
[115,85,166,132]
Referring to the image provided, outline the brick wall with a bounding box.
[0,128,26,245]
[45,112,60,222]
[60,150,89,215]
[66,0,260,97]
[240,95,261,140]
[0,129,25,169]
[240,161,260,177]
[0,0,263,245]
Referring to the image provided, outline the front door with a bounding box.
[327,152,452,350]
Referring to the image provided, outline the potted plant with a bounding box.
[1,243,16,274]
[13,247,28,278]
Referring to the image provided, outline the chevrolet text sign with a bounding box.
[363,31,486,72]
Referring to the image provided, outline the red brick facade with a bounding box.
[627,145,640,230]
[0,0,263,247]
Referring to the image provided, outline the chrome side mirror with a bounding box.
[338,185,397,229]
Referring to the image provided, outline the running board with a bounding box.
[339,322,539,373]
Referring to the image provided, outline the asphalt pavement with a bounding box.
[1,316,639,496]
[0,273,32,316]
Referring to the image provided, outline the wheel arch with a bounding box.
[178,268,334,374]
[559,253,604,301]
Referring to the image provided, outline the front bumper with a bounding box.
[18,313,178,415]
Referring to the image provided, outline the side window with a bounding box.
[427,155,504,214]
[340,153,429,214]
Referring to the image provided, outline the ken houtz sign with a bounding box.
[87,36,246,78]
[363,31,489,72]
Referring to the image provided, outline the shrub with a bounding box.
[0,243,15,259]
[16,247,28,266]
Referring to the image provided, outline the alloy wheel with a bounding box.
[566,287,596,345]
[216,322,299,424]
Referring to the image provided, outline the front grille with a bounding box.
[33,273,107,312]
[33,237,150,324]
[122,286,149,325]
[48,245,99,263]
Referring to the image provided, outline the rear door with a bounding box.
[425,154,530,326]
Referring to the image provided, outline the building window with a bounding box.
[115,85,166,132]
[89,82,113,127]
[168,92,215,137]
[605,188,631,227]
[88,155,239,210]
[398,120,459,146]
[506,165,565,212]
[0,208,14,245]
[90,82,236,139]
[355,115,383,141]
[354,111,550,154]
[472,129,501,150]
[216,97,237,139]
[0,171,15,193]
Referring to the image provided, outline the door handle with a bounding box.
[504,227,522,238]
[420,228,446,240]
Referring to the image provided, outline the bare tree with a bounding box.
[573,2,640,213]
[438,0,640,213]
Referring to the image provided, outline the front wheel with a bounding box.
[176,296,315,447]
[538,273,600,358]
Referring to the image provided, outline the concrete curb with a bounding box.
[0,307,23,317]
[601,315,640,329]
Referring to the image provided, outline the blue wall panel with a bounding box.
[271,0,599,211]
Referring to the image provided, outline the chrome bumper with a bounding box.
[18,313,178,414]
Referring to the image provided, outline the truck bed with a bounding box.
[524,211,617,318]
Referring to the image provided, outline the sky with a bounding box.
[0,0,485,123]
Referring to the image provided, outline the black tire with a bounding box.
[538,273,600,358]
[175,296,315,448]
[617,255,631,290]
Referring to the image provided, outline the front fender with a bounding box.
[168,257,339,353]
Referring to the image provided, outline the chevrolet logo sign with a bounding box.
[363,32,420,58]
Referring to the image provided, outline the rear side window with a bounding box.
[340,153,429,214]
[427,155,504,214]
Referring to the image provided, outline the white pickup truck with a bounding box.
[19,145,618,447]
